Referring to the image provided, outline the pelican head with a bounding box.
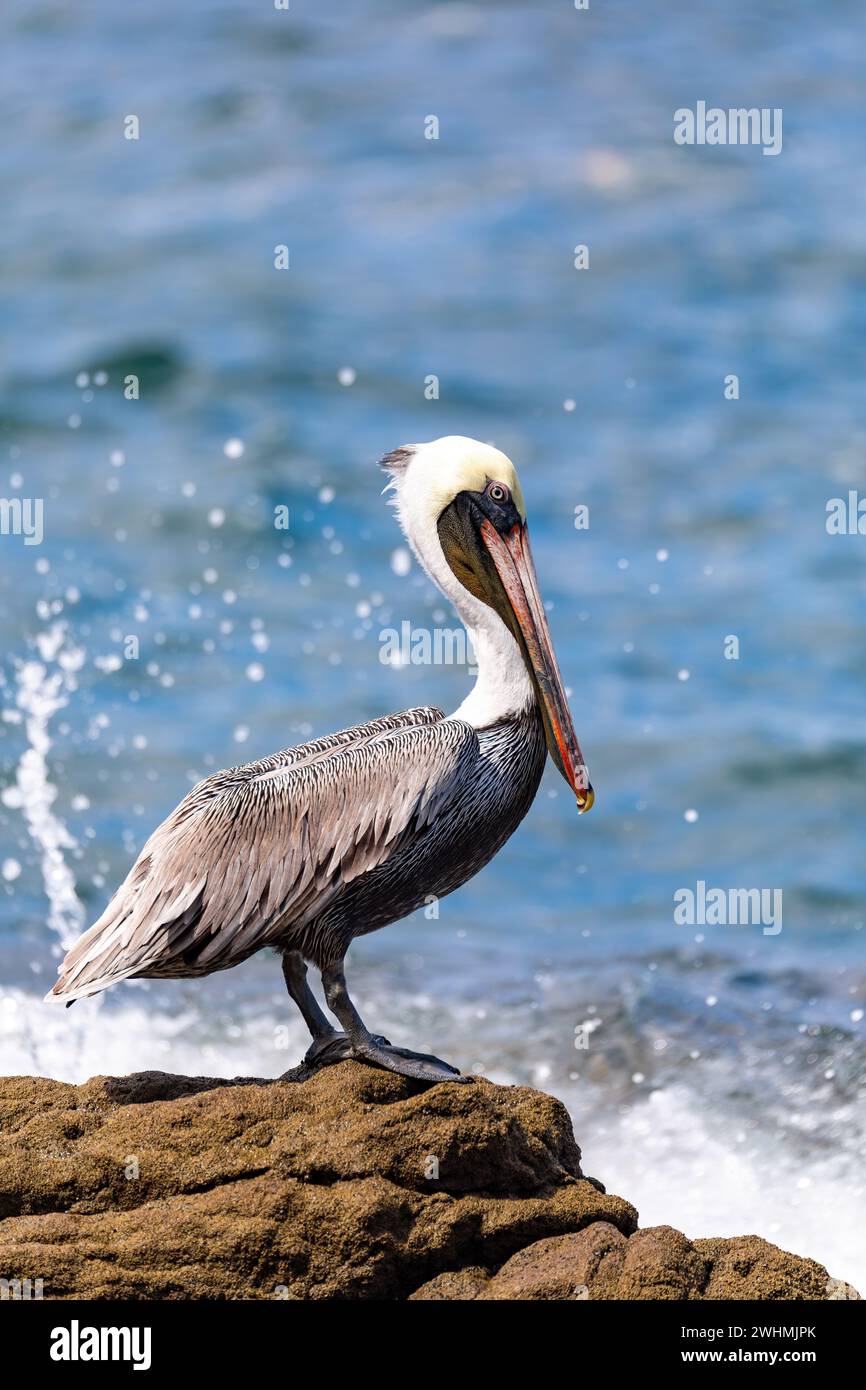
[380,436,593,811]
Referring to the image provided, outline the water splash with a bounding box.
[4,622,86,951]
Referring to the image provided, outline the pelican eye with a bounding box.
[486,481,510,504]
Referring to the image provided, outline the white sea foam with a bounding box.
[0,987,309,1086]
[6,622,86,950]
[583,1083,866,1292]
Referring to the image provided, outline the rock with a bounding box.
[413,1222,858,1301]
[0,1065,633,1300]
[694,1235,846,1302]
[0,1065,856,1301]
[407,1267,491,1300]
[476,1223,627,1300]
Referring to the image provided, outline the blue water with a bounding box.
[1,0,864,1284]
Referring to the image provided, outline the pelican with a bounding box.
[47,437,593,1082]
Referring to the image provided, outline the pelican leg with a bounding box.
[281,949,336,1041]
[319,961,469,1084]
[281,950,378,1068]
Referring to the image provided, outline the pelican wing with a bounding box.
[47,707,478,1001]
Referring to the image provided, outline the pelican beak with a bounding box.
[479,518,594,812]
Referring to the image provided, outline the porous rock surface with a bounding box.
[0,1064,856,1301]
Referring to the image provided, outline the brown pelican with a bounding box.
[47,437,593,1082]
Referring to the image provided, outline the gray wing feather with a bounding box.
[47,706,477,1001]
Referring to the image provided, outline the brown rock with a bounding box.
[413,1224,857,1302]
[695,1234,841,1301]
[614,1224,709,1300]
[0,1066,856,1301]
[409,1267,491,1300]
[0,1065,634,1300]
[480,1224,627,1300]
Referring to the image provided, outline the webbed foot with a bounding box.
[304,1030,390,1067]
[353,1037,469,1083]
[304,1030,468,1083]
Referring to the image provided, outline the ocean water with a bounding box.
[1,1,865,1287]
